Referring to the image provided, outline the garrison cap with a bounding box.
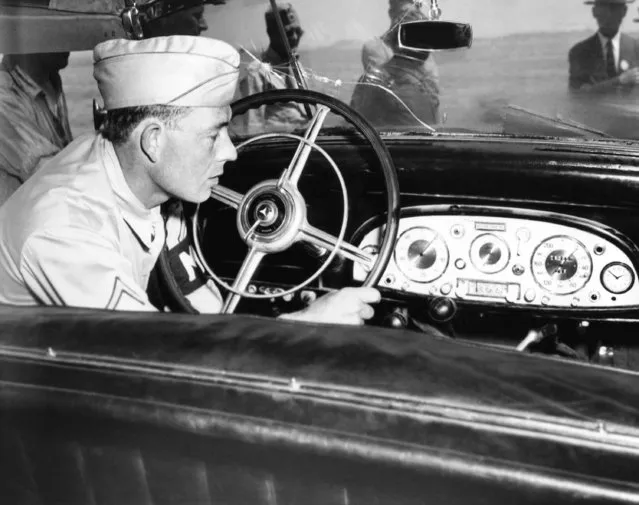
[93,35,240,110]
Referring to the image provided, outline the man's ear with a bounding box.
[139,120,164,163]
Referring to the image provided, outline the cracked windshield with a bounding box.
[61,0,639,140]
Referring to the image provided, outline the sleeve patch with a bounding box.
[106,276,147,310]
[166,238,208,296]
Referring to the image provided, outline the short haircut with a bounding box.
[100,104,191,145]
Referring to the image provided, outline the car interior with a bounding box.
[2,0,639,503]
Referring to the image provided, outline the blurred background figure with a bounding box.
[568,0,639,93]
[0,51,72,206]
[361,0,439,83]
[233,2,308,136]
[0,1,211,208]
[350,3,440,129]
[143,3,209,37]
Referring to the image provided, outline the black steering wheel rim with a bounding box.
[228,88,400,288]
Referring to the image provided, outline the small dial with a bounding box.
[601,263,635,294]
[532,236,592,295]
[395,227,449,283]
[470,234,510,274]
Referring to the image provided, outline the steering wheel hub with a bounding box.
[238,179,306,252]
[248,192,287,233]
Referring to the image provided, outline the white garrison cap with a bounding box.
[93,36,240,110]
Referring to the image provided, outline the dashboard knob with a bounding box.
[428,297,457,323]
[454,258,466,270]
[384,308,408,329]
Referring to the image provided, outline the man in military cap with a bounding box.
[234,2,308,136]
[569,0,639,92]
[0,35,380,325]
[350,3,440,128]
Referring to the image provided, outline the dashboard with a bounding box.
[353,207,639,309]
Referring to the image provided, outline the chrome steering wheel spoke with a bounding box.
[210,184,244,209]
[222,247,266,314]
[300,223,375,269]
[279,105,331,188]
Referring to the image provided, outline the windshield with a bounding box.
[27,0,638,141]
[206,0,639,141]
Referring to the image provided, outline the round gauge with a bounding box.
[532,236,592,295]
[601,262,635,294]
[470,234,510,274]
[395,227,449,283]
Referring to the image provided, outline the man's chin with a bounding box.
[193,192,211,204]
[192,181,219,203]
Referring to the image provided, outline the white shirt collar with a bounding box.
[597,31,621,70]
[100,136,163,250]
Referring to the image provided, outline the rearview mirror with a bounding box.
[398,20,473,52]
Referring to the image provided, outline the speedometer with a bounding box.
[531,236,592,295]
[395,227,449,283]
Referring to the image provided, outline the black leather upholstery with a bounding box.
[1,305,639,503]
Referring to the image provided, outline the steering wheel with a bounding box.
[191,89,400,314]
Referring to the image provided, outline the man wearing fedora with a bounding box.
[568,0,639,92]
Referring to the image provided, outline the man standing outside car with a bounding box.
[350,2,440,128]
[361,0,439,84]
[0,52,73,206]
[0,36,380,325]
[143,3,209,37]
[233,2,308,136]
[569,0,639,93]
[0,2,211,208]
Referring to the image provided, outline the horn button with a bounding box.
[248,194,287,234]
[238,181,306,252]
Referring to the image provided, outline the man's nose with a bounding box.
[218,130,237,163]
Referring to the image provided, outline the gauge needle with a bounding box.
[421,239,434,254]
[420,237,436,255]
[564,247,578,262]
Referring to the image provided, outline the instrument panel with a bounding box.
[353,214,639,308]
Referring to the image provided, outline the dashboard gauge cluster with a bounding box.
[353,214,639,308]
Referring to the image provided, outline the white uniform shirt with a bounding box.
[0,134,165,310]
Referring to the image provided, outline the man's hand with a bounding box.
[280,287,381,325]
[618,67,639,86]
